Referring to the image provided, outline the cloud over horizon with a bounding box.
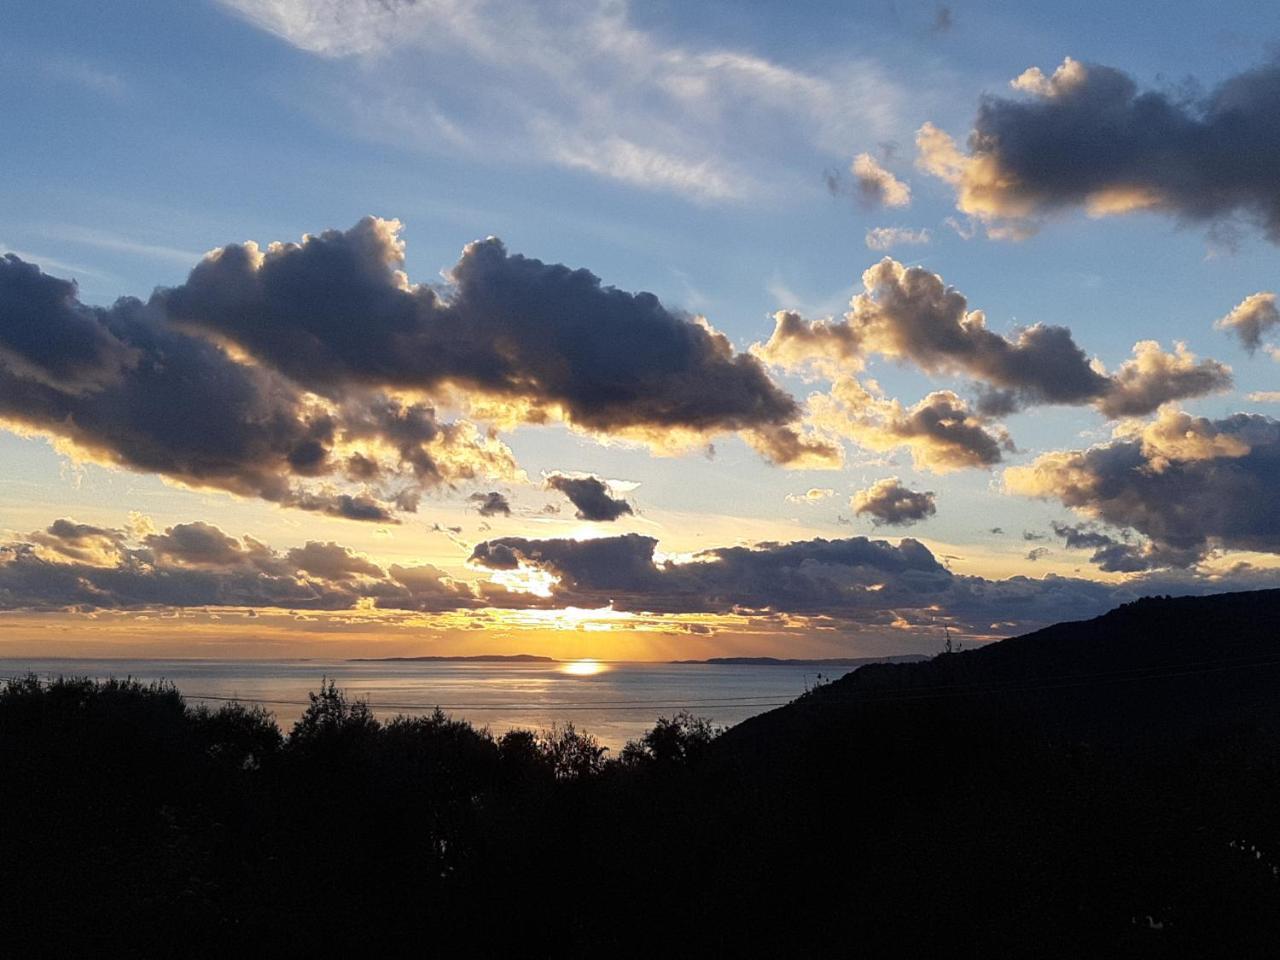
[3,513,1276,642]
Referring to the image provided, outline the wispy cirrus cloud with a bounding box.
[216,0,907,202]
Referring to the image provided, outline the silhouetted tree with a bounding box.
[538,722,606,780]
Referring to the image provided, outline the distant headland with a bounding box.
[347,654,558,663]
[668,655,929,667]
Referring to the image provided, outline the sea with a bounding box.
[0,658,850,751]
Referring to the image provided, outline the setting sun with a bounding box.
[561,659,607,676]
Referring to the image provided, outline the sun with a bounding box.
[561,659,606,676]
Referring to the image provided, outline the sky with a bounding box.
[2,0,1279,659]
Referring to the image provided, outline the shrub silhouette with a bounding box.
[537,721,607,780]
[619,710,719,768]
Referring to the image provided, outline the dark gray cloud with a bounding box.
[145,521,267,568]
[1025,546,1050,562]
[4,516,1277,640]
[285,541,384,581]
[0,254,517,521]
[851,478,937,527]
[468,491,512,517]
[0,254,137,391]
[469,532,953,616]
[28,519,126,563]
[1051,522,1154,573]
[918,57,1280,242]
[159,217,815,460]
[0,519,478,613]
[0,217,830,526]
[468,531,1280,634]
[1008,408,1280,567]
[545,474,633,522]
[1094,341,1233,419]
[759,259,1231,419]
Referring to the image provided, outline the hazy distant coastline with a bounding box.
[347,654,557,663]
[668,655,929,667]
[347,654,931,666]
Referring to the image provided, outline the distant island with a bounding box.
[669,655,928,666]
[347,654,557,663]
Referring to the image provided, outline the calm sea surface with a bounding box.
[0,659,846,751]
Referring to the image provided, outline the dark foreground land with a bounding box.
[4,590,1280,958]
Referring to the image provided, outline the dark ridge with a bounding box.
[720,587,1280,758]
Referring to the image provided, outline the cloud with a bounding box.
[0,217,840,520]
[545,473,633,522]
[27,519,127,566]
[1006,407,1280,566]
[917,57,1280,242]
[469,491,512,517]
[851,478,936,526]
[1250,391,1280,403]
[468,530,1280,634]
[808,378,1011,473]
[1051,522,1153,573]
[0,518,479,613]
[1025,546,1049,562]
[215,0,903,204]
[785,488,835,504]
[1096,340,1232,419]
[469,531,954,616]
[757,258,1231,418]
[285,541,384,581]
[5,515,1277,640]
[161,217,818,463]
[0,250,529,521]
[865,227,931,251]
[1218,292,1279,354]
[851,153,912,209]
[145,521,267,568]
[0,253,138,391]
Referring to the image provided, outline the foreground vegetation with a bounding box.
[4,590,1280,957]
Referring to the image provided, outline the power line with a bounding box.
[0,674,793,713]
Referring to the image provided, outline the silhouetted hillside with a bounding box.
[3,590,1280,958]
[724,587,1280,760]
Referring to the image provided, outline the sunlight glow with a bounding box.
[486,565,558,598]
[561,658,607,676]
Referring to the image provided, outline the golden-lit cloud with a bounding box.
[916,57,1280,243]
[1005,406,1280,567]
